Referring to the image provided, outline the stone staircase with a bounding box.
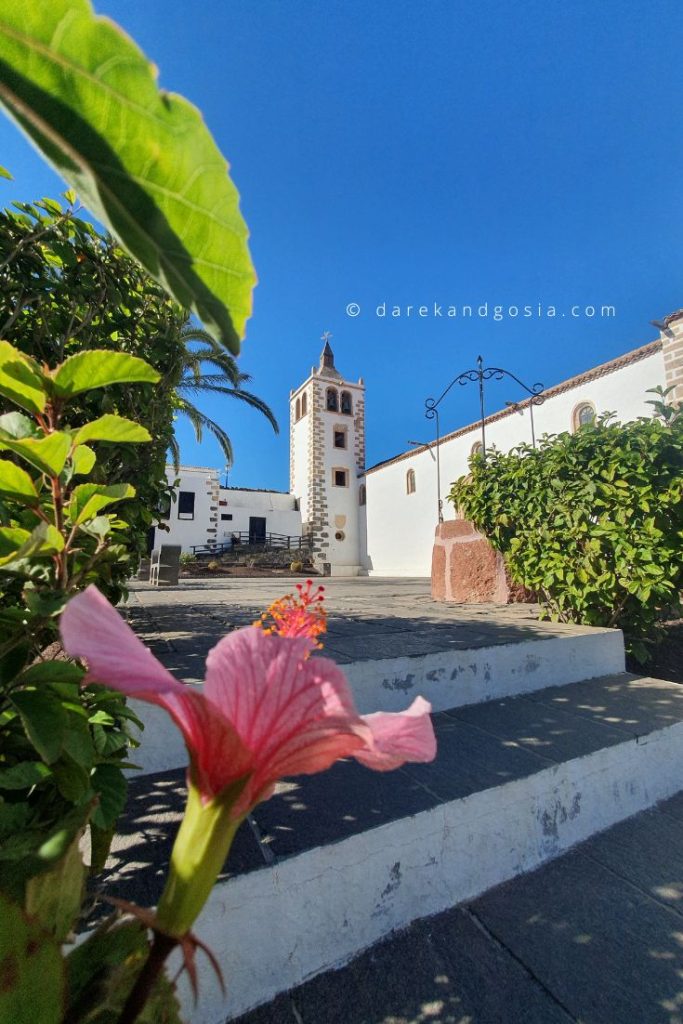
[107,617,683,1023]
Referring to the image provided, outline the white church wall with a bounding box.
[365,346,665,577]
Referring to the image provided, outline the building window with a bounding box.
[359,484,366,506]
[471,440,484,457]
[326,387,339,412]
[341,390,352,415]
[406,468,416,495]
[220,513,233,521]
[572,401,596,432]
[301,391,307,416]
[334,427,347,449]
[178,491,195,520]
[333,468,348,487]
[335,530,345,541]
[295,397,301,420]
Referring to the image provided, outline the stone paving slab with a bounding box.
[126,578,611,681]
[234,797,683,1024]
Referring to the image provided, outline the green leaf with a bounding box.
[0,525,31,563]
[52,756,90,802]
[0,163,12,178]
[0,0,255,351]
[11,689,67,764]
[74,413,152,445]
[0,410,36,438]
[0,892,65,1024]
[25,831,85,942]
[0,458,38,501]
[71,443,96,475]
[0,340,47,414]
[52,350,160,397]
[0,522,64,568]
[0,761,51,790]
[68,482,136,525]
[18,661,84,686]
[91,763,128,830]
[0,430,71,476]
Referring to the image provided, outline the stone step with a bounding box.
[100,671,683,1022]
[233,792,683,1024]
[130,621,624,776]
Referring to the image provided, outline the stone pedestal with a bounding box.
[431,520,511,603]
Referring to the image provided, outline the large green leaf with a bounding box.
[0,430,71,476]
[11,689,67,764]
[0,339,47,414]
[52,351,159,397]
[0,892,65,1024]
[0,458,38,501]
[0,0,255,353]
[68,482,136,525]
[74,413,152,445]
[71,443,96,475]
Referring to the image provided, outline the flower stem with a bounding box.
[117,930,178,1024]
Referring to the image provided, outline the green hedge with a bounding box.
[449,393,683,660]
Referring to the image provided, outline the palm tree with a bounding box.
[170,323,278,469]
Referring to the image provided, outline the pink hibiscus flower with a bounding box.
[60,585,436,819]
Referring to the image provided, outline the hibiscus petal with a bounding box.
[60,585,183,697]
[353,696,437,770]
[60,586,250,800]
[204,627,365,810]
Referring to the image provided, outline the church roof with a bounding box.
[317,336,344,380]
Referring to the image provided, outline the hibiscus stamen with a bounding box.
[254,579,327,647]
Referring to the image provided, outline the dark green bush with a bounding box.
[449,393,683,660]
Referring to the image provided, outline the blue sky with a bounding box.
[2,1,683,488]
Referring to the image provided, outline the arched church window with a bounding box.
[471,440,483,457]
[406,468,416,495]
[301,391,307,416]
[359,484,366,506]
[295,397,301,421]
[572,401,596,432]
[326,387,339,412]
[341,390,353,415]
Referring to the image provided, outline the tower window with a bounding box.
[333,468,348,487]
[178,491,195,519]
[326,387,339,412]
[359,484,366,506]
[406,469,416,495]
[334,427,347,449]
[572,401,596,431]
[301,391,307,416]
[341,390,353,415]
[295,397,301,421]
[220,513,233,521]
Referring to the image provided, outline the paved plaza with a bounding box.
[125,575,601,679]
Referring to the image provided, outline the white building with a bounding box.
[155,466,301,554]
[157,311,683,574]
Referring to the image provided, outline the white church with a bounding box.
[160,309,683,577]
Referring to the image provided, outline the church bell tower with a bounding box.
[290,333,365,575]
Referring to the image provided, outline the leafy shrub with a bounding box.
[179,552,197,567]
[0,340,159,932]
[207,560,221,571]
[449,392,683,660]
[290,561,304,572]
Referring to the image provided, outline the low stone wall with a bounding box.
[431,520,528,603]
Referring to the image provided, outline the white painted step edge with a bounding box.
[131,629,625,776]
[176,719,683,1023]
